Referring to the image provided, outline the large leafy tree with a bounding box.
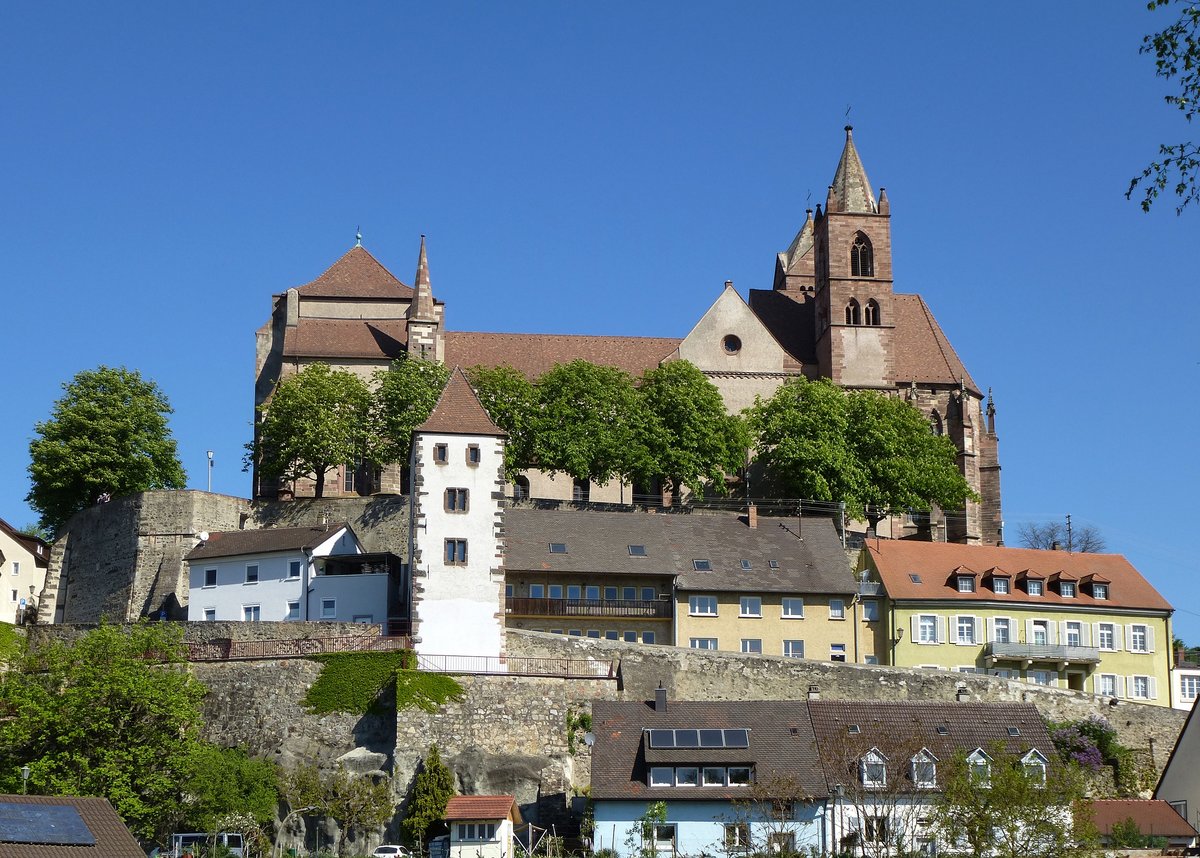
[27,365,186,534]
[1129,0,1200,213]
[466,364,538,480]
[928,743,1097,858]
[533,360,655,486]
[370,356,451,466]
[177,745,278,836]
[746,378,974,523]
[0,623,207,842]
[401,744,455,848]
[638,360,748,498]
[249,362,371,498]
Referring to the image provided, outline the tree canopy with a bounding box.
[465,364,538,480]
[638,360,748,498]
[27,365,186,534]
[1129,0,1200,213]
[249,363,372,498]
[746,378,975,521]
[370,356,451,466]
[402,744,455,847]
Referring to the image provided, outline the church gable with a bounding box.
[680,281,803,374]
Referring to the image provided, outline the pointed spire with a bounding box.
[830,125,878,214]
[986,387,997,435]
[779,209,815,272]
[410,234,437,323]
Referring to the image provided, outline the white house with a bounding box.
[444,795,520,858]
[0,518,49,624]
[408,368,507,661]
[186,523,402,625]
[1156,693,1200,830]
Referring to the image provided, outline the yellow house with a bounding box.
[0,518,50,624]
[863,540,1173,705]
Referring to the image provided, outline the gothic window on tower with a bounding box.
[865,299,881,326]
[845,298,862,326]
[851,232,874,277]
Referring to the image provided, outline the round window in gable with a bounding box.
[723,334,742,354]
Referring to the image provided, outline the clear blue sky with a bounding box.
[3,4,1197,639]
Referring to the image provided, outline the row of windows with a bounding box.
[1096,673,1159,700]
[648,765,752,788]
[688,596,875,621]
[455,823,496,842]
[432,443,482,465]
[859,748,1047,790]
[202,560,304,588]
[1181,675,1200,701]
[198,598,365,622]
[844,297,882,326]
[514,584,662,602]
[911,615,1154,651]
[690,638,847,661]
[533,628,658,644]
[953,573,1108,600]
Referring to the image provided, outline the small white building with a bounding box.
[444,795,520,858]
[185,523,403,627]
[1171,648,1200,710]
[409,368,507,660]
[0,518,50,624]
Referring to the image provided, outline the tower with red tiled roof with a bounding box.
[408,369,507,660]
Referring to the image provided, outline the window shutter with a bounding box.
[1147,626,1156,653]
[1092,674,1101,694]
[1080,623,1091,647]
[986,617,996,642]
[1149,676,1158,699]
[1059,621,1068,644]
[950,615,960,643]
[1112,624,1123,652]
[1047,621,1058,645]
[1025,619,1035,644]
[911,615,920,642]
[1125,625,1135,652]
[1116,675,1126,698]
[974,616,983,644]
[936,616,946,644]
[1092,622,1101,648]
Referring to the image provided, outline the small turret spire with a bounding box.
[355,226,362,247]
[411,234,437,323]
[830,125,878,214]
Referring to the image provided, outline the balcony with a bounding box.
[506,597,673,619]
[984,641,1101,666]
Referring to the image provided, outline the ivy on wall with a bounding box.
[303,650,464,716]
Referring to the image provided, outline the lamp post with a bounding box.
[206,450,214,493]
[21,765,30,794]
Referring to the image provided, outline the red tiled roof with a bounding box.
[1089,799,1198,837]
[444,795,517,821]
[868,540,1172,611]
[282,319,408,360]
[0,794,144,857]
[294,246,413,299]
[444,331,679,380]
[892,294,978,393]
[417,368,505,437]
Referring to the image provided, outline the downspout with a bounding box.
[303,548,314,621]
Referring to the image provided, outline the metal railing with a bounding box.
[187,634,411,662]
[413,653,617,678]
[506,597,672,619]
[985,642,1101,664]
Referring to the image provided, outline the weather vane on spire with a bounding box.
[355,226,362,247]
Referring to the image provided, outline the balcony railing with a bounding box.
[506,597,672,619]
[984,641,1101,664]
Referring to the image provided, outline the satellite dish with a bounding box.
[196,531,209,542]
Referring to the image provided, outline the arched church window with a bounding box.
[851,232,874,277]
[930,410,943,436]
[845,298,861,326]
[865,299,881,326]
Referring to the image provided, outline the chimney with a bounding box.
[1051,540,1062,551]
[807,684,820,701]
[1177,646,1187,668]
[956,683,969,702]
[654,684,668,713]
[747,504,758,530]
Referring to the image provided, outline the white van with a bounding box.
[169,832,245,857]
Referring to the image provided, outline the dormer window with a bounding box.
[1026,579,1043,596]
[967,749,991,786]
[850,232,874,277]
[957,576,976,593]
[911,749,938,789]
[1060,581,1076,598]
[992,577,1010,594]
[1093,583,1108,600]
[860,749,887,789]
[1022,749,1048,786]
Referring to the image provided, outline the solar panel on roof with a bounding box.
[699,729,725,747]
[675,729,700,747]
[647,729,675,748]
[646,728,750,748]
[0,803,96,845]
[723,729,749,748]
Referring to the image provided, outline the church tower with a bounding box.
[813,126,895,389]
[405,235,445,363]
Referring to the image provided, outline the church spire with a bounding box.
[411,234,437,323]
[829,125,878,214]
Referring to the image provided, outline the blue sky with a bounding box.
[3,4,1197,639]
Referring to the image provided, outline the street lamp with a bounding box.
[206,451,214,493]
[21,765,30,794]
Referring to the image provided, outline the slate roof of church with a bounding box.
[829,126,878,213]
[282,318,409,360]
[444,331,680,380]
[185,523,351,561]
[503,508,853,593]
[745,290,979,393]
[293,245,414,299]
[590,699,829,801]
[417,368,505,436]
[867,540,1172,611]
[0,794,145,858]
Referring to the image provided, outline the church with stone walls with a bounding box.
[254,127,1002,545]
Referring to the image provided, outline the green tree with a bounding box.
[928,743,1097,858]
[17,523,52,542]
[325,768,394,857]
[27,365,186,534]
[402,744,455,848]
[465,364,538,480]
[638,360,748,499]
[179,745,278,835]
[370,356,451,466]
[746,378,975,525]
[1129,0,1200,214]
[624,801,668,858]
[249,363,371,498]
[0,622,207,842]
[534,361,654,487]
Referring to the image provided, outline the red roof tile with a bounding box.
[1089,799,1198,837]
[868,540,1172,611]
[417,368,505,437]
[282,319,408,360]
[444,331,679,380]
[444,795,518,821]
[294,246,413,299]
[892,294,979,393]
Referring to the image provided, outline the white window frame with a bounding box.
[992,577,1010,594]
[830,643,847,662]
[829,599,845,620]
[1182,675,1200,701]
[288,560,302,579]
[967,749,991,786]
[739,596,762,618]
[862,600,879,622]
[689,595,718,616]
[992,617,1011,644]
[320,597,336,620]
[1060,581,1076,598]
[1093,583,1109,600]
[1022,750,1048,786]
[781,597,804,619]
[242,604,261,622]
[1097,623,1116,651]
[783,640,804,658]
[917,614,939,644]
[245,563,258,584]
[956,615,977,645]
[1128,624,1151,653]
[957,576,975,593]
[912,750,938,789]
[1098,673,1118,697]
[1131,675,1157,700]
[689,638,718,650]
[741,638,762,655]
[1064,621,1082,647]
[860,749,887,789]
[203,608,216,622]
[1026,579,1043,596]
[286,600,300,621]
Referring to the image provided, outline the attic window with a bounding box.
[740,560,752,571]
[769,560,780,569]
[693,559,712,571]
[723,334,742,354]
[935,725,949,736]
[848,725,861,734]
[1059,581,1076,598]
[909,573,922,584]
[957,576,976,593]
[549,543,568,554]
[628,545,647,557]
[1007,727,1021,737]
[1093,583,1108,600]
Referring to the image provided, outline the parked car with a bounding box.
[372,847,410,858]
